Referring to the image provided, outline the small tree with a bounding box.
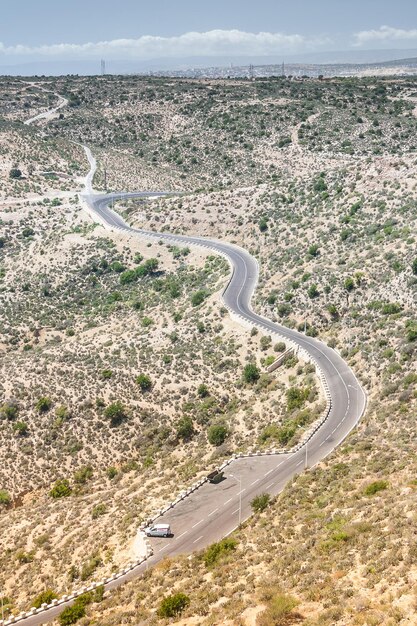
[50,479,72,499]
[136,373,152,391]
[158,593,190,618]
[412,258,417,275]
[208,424,228,446]
[243,363,260,384]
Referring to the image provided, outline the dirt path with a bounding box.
[290,111,321,153]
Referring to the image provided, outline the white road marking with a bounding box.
[208,508,219,517]
[296,460,303,468]
[264,468,274,476]
[251,479,259,485]
[224,497,233,505]
[266,482,275,489]
[232,508,240,515]
[157,545,170,553]
[193,535,204,544]
[237,489,246,495]
[192,519,203,529]
[176,531,187,540]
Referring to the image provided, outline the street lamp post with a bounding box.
[229,473,242,526]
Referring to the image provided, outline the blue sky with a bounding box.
[1,0,417,64]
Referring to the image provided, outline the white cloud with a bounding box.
[0,29,331,60]
[354,25,417,47]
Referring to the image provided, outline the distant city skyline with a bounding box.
[0,0,416,74]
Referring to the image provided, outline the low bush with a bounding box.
[207,423,229,446]
[158,593,190,618]
[251,493,271,513]
[49,479,72,499]
[203,537,237,567]
[364,480,389,496]
[32,589,58,609]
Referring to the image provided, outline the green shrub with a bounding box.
[308,243,320,257]
[91,504,107,519]
[0,489,11,506]
[259,217,268,232]
[59,601,86,625]
[136,373,152,391]
[364,480,389,496]
[243,363,260,383]
[55,405,70,420]
[49,479,72,499]
[191,289,209,307]
[104,401,127,426]
[158,593,190,618]
[176,416,194,441]
[274,342,286,353]
[405,320,417,342]
[203,537,237,567]
[32,589,58,609]
[259,424,281,443]
[207,424,229,446]
[382,302,402,315]
[251,493,271,513]
[81,555,102,580]
[16,550,34,563]
[412,258,417,275]
[74,466,93,484]
[13,421,28,436]
[36,397,52,413]
[197,383,209,398]
[344,276,355,291]
[257,592,300,626]
[0,402,19,420]
[106,466,118,479]
[9,168,22,179]
[307,283,319,299]
[286,387,309,411]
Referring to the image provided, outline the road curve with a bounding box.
[7,142,366,625]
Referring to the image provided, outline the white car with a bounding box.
[144,523,172,537]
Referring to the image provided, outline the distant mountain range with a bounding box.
[1,48,417,77]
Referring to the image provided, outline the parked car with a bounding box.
[144,523,172,537]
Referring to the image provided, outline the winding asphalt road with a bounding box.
[8,124,366,626]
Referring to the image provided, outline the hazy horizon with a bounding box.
[1,0,417,75]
